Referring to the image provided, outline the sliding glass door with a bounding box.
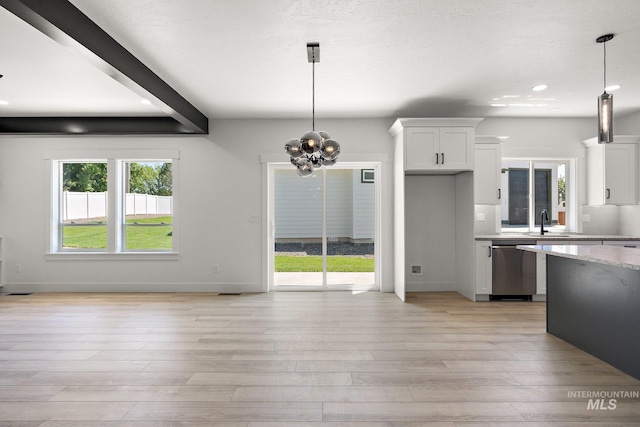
[270,164,378,291]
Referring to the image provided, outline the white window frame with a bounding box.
[501,157,577,233]
[45,150,180,260]
[120,159,175,253]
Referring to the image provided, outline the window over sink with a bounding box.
[501,159,571,233]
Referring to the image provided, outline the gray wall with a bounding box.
[1,113,639,293]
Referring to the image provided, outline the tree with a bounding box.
[558,175,566,202]
[128,163,158,194]
[155,163,173,196]
[127,162,172,196]
[63,163,107,192]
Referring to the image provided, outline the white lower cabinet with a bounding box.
[475,241,492,295]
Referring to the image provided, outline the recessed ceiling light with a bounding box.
[140,99,152,105]
[0,100,9,105]
[492,98,500,101]
[491,103,507,107]
[503,95,519,98]
[532,84,548,91]
[549,108,561,112]
[605,84,621,91]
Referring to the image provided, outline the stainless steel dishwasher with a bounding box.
[491,240,536,300]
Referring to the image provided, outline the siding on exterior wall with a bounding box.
[352,169,375,240]
[274,169,374,241]
[326,169,353,239]
[274,169,322,239]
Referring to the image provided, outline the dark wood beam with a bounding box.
[0,0,209,134]
[0,117,198,134]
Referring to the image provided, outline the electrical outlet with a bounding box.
[476,213,486,221]
[213,264,220,273]
[410,265,422,275]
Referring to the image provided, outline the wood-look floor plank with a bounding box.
[123,401,323,422]
[0,386,65,401]
[187,372,353,386]
[0,291,638,426]
[511,401,640,422]
[322,402,525,422]
[232,386,414,402]
[248,423,456,427]
[0,401,135,421]
[17,371,194,386]
[39,422,249,427]
[48,385,236,402]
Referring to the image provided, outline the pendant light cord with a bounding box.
[312,58,315,131]
[603,40,607,91]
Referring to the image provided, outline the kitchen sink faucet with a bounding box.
[540,209,549,235]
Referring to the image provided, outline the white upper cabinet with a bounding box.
[474,136,505,204]
[584,136,638,205]
[390,118,482,173]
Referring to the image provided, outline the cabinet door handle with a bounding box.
[498,189,501,199]
[606,188,611,199]
[436,153,439,164]
[441,153,445,164]
[488,246,492,257]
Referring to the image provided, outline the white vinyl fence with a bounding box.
[63,191,172,220]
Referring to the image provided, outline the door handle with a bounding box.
[606,188,611,199]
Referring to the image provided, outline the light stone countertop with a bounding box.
[476,234,640,241]
[517,244,640,271]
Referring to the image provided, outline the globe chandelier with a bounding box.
[284,43,340,176]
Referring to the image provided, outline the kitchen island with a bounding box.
[518,244,640,380]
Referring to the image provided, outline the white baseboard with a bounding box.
[1,281,260,293]
[406,282,457,292]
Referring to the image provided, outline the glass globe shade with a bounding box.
[318,131,331,143]
[284,138,303,158]
[320,139,340,160]
[301,131,321,154]
[295,157,314,177]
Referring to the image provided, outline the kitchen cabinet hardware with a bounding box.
[583,138,637,205]
[473,139,502,205]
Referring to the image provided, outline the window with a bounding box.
[60,162,108,251]
[501,159,568,232]
[49,152,178,254]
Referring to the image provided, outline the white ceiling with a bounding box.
[2,0,640,120]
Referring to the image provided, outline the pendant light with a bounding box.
[284,43,340,176]
[596,34,614,144]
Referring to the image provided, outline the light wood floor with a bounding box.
[0,291,639,426]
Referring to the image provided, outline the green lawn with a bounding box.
[275,255,374,272]
[63,216,172,250]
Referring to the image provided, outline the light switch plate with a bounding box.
[582,214,591,223]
